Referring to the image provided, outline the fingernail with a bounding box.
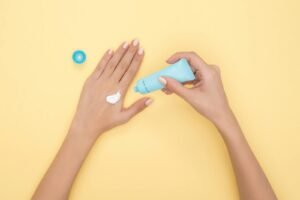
[123,41,129,49]
[145,98,153,106]
[138,48,144,55]
[108,49,113,55]
[159,77,167,85]
[133,39,139,46]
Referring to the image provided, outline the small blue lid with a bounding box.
[72,50,86,64]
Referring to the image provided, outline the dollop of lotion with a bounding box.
[106,91,121,104]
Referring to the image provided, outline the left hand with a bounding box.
[70,40,153,140]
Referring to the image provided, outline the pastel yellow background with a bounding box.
[1,0,299,199]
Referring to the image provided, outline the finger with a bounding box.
[159,76,190,98]
[121,97,153,122]
[119,47,144,91]
[166,51,208,72]
[92,49,114,79]
[183,79,199,85]
[161,88,173,95]
[101,41,129,78]
[112,39,139,81]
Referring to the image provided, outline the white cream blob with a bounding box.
[106,91,121,104]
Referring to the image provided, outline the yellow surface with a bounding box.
[0,0,299,199]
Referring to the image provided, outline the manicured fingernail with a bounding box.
[138,48,144,55]
[145,98,153,106]
[123,41,129,49]
[108,49,113,55]
[159,77,167,85]
[133,39,139,46]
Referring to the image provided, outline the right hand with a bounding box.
[160,52,232,125]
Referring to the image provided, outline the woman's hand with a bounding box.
[32,40,154,200]
[160,52,231,126]
[160,52,277,200]
[70,40,153,140]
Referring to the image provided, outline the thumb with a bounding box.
[159,76,189,98]
[121,97,153,122]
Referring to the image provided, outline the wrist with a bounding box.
[68,121,102,144]
[69,114,106,142]
[211,106,234,127]
[66,127,97,149]
[211,108,243,139]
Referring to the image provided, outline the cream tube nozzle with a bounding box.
[134,59,196,94]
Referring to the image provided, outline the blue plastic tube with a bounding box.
[134,59,196,94]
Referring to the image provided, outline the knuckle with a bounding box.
[103,52,110,60]
[189,51,197,56]
[207,69,219,80]
[108,60,117,69]
[134,54,142,62]
[103,55,110,62]
[131,58,139,66]
[118,58,130,70]
[212,64,220,69]
[137,104,145,112]
[130,60,140,71]
[211,68,218,75]
[126,63,137,74]
[128,46,136,53]
[210,65,221,74]
[128,66,137,75]
[120,59,130,68]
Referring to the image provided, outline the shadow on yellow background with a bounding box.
[0,0,299,199]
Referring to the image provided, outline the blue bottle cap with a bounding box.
[72,50,86,64]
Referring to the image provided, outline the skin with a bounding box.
[32,41,277,200]
[160,52,277,200]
